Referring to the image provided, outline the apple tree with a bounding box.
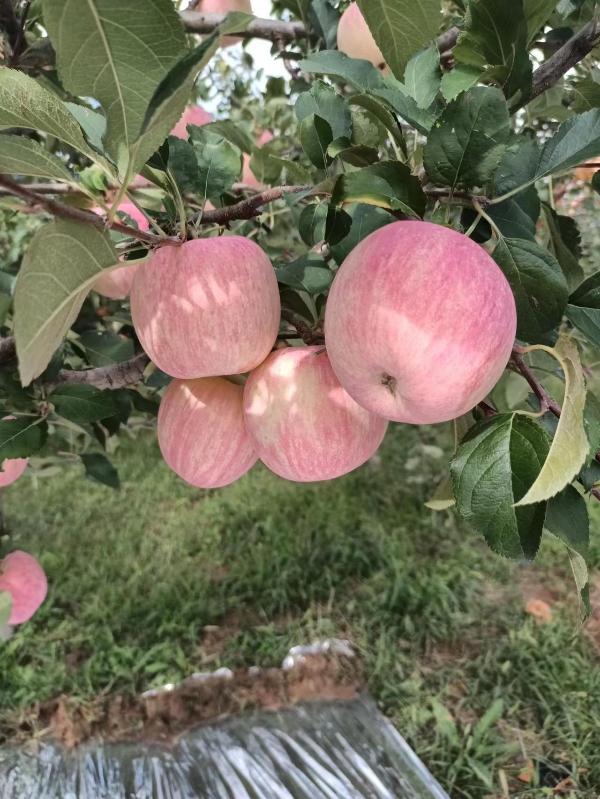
[0,0,600,623]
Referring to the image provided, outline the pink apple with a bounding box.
[196,0,253,47]
[131,236,280,379]
[243,346,388,482]
[242,130,274,188]
[325,221,517,425]
[337,3,389,76]
[170,105,213,139]
[0,416,28,488]
[0,551,47,625]
[158,376,257,487]
[93,202,150,299]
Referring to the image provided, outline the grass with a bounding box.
[1,422,599,797]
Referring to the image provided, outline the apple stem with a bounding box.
[280,311,325,346]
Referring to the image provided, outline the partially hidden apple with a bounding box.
[0,416,27,488]
[158,376,257,487]
[93,202,149,299]
[170,104,213,139]
[242,130,274,188]
[243,346,388,482]
[196,0,253,47]
[325,221,517,425]
[337,3,389,76]
[0,551,47,625]
[131,236,280,379]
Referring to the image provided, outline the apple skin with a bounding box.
[197,0,253,47]
[0,416,27,488]
[242,130,274,188]
[93,202,149,299]
[170,105,213,139]
[131,236,280,379]
[158,376,257,488]
[0,551,47,625]
[243,346,388,482]
[324,221,517,425]
[337,3,389,76]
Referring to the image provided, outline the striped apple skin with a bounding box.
[337,2,388,75]
[93,202,149,299]
[131,237,280,379]
[243,346,388,482]
[325,221,517,425]
[0,551,47,625]
[158,377,258,488]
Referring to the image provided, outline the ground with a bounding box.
[0,422,599,798]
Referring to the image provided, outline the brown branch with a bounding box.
[280,311,324,346]
[510,349,562,418]
[196,185,313,225]
[46,353,150,392]
[0,177,181,248]
[180,10,309,43]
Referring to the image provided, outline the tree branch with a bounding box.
[196,185,313,225]
[280,311,324,346]
[510,349,562,418]
[0,177,181,248]
[46,353,150,392]
[179,10,309,42]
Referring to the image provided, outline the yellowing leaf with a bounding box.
[425,473,455,510]
[515,337,589,506]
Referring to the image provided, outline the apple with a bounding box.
[0,551,47,625]
[93,202,150,299]
[325,221,517,424]
[196,0,253,47]
[242,130,274,188]
[131,236,280,379]
[0,416,28,488]
[337,3,389,76]
[170,105,213,139]
[243,346,388,482]
[158,376,257,487]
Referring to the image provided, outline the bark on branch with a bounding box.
[46,353,150,392]
[196,185,313,225]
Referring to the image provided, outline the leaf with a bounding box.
[405,46,442,109]
[300,114,334,170]
[430,699,460,745]
[167,136,200,194]
[0,417,48,459]
[425,473,455,510]
[298,51,386,91]
[0,592,12,628]
[451,414,550,559]
[536,109,600,181]
[356,0,443,79]
[79,331,135,367]
[488,187,540,242]
[299,203,328,246]
[325,205,353,246]
[43,0,187,177]
[275,253,333,295]
[524,0,560,41]
[192,130,243,198]
[248,140,284,185]
[473,699,504,742]
[348,94,407,148]
[81,452,120,489]
[542,204,584,291]
[331,161,426,218]
[295,80,352,140]
[371,86,438,134]
[269,157,314,184]
[440,64,484,102]
[14,220,120,386]
[423,87,510,190]
[0,70,111,173]
[51,384,120,424]
[203,121,254,154]
[0,135,75,184]
[329,203,392,265]
[494,133,541,196]
[516,337,589,505]
[308,0,340,51]
[566,305,600,348]
[571,77,600,113]
[63,103,107,153]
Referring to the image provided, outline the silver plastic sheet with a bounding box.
[0,697,449,798]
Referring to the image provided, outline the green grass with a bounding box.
[1,424,600,797]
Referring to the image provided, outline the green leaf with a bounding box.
[191,130,243,198]
[536,109,600,181]
[0,70,111,173]
[299,203,328,246]
[492,238,568,341]
[79,331,135,367]
[516,337,589,505]
[0,592,12,627]
[356,0,443,79]
[329,203,392,265]
[43,0,187,177]
[494,133,541,196]
[325,205,352,246]
[63,103,107,153]
[269,157,314,184]
[440,64,484,102]
[295,80,352,140]
[300,114,334,170]
[571,77,600,113]
[248,140,284,185]
[331,162,426,218]
[424,87,510,190]
[167,136,200,194]
[0,135,75,184]
[524,0,560,41]
[451,413,550,559]
[14,220,120,386]
[308,0,340,50]
[488,187,540,242]
[566,305,600,348]
[348,94,407,148]
[297,51,386,91]
[0,417,48,459]
[472,699,504,742]
[542,204,584,292]
[405,46,441,109]
[81,452,120,489]
[430,699,460,745]
[371,86,438,134]
[453,0,532,101]
[570,269,600,307]
[275,253,333,295]
[203,121,254,154]
[51,384,120,425]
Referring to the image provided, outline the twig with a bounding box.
[46,353,150,392]
[196,185,313,225]
[275,36,301,81]
[510,349,562,418]
[0,177,181,248]
[280,311,324,346]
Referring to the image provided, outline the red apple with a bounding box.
[0,551,47,625]
[0,416,27,488]
[170,105,213,139]
[93,202,150,299]
[337,3,389,76]
[242,130,274,188]
[325,221,517,424]
[196,0,253,47]
[243,346,388,482]
[131,236,280,379]
[158,376,257,487]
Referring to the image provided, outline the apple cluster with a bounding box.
[129,220,516,488]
